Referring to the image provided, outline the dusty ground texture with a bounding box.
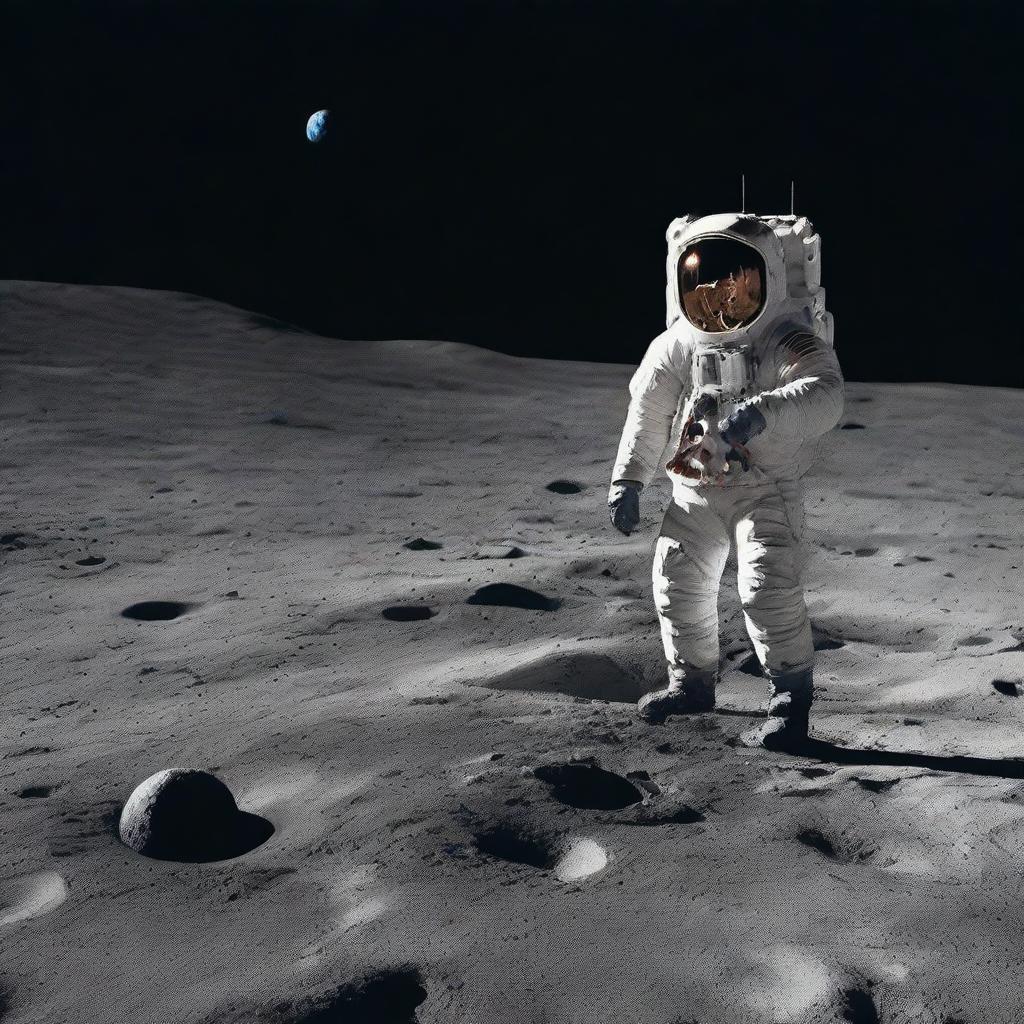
[2,280,1024,1024]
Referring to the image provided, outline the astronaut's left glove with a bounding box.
[719,405,767,447]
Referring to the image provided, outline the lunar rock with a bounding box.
[119,769,271,862]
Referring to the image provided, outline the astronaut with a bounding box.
[608,209,844,748]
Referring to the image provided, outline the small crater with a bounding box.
[853,548,878,557]
[382,606,436,622]
[993,680,1020,697]
[840,423,866,430]
[913,554,934,562]
[546,480,584,494]
[403,538,442,551]
[620,803,704,826]
[474,545,527,559]
[534,763,643,810]
[291,968,427,1024]
[473,824,558,868]
[75,555,106,566]
[855,777,900,793]
[841,987,880,1024]
[796,828,836,858]
[958,635,992,647]
[121,601,191,621]
[18,785,54,798]
[797,767,831,779]
[466,583,559,611]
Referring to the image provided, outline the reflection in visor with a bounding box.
[679,237,766,333]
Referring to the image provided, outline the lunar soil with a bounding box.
[2,281,1024,1023]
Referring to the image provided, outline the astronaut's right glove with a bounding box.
[608,480,642,535]
[719,405,767,447]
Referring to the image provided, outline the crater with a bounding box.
[796,828,836,858]
[382,605,436,622]
[993,680,1020,697]
[840,423,866,430]
[546,480,584,494]
[75,555,106,566]
[853,548,877,557]
[18,785,54,798]
[481,653,642,702]
[473,824,558,868]
[957,635,992,647]
[534,763,643,810]
[290,968,427,1024]
[841,987,880,1024]
[121,601,191,621]
[466,583,559,611]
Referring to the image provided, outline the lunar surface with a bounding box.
[2,280,1023,1023]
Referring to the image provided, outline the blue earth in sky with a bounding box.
[305,109,329,143]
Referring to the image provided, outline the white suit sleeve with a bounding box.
[612,331,689,487]
[745,332,845,442]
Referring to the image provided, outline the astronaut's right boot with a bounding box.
[740,668,814,749]
[637,666,717,724]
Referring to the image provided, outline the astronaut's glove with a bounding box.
[608,480,643,535]
[718,405,767,447]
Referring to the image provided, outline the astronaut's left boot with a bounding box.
[740,668,814,749]
[638,666,717,724]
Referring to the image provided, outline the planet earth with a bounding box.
[305,109,328,143]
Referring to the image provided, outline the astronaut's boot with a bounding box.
[638,666,717,724]
[740,668,814,749]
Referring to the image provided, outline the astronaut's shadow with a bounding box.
[765,731,1024,781]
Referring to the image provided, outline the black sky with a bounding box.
[3,0,1020,385]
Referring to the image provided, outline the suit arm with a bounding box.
[611,332,689,488]
[744,332,845,442]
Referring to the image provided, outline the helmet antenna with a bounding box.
[741,173,746,213]
[790,180,795,216]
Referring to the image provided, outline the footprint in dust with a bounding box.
[466,583,559,611]
[533,763,643,810]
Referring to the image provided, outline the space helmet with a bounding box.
[664,211,833,349]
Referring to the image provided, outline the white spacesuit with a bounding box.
[608,210,844,747]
